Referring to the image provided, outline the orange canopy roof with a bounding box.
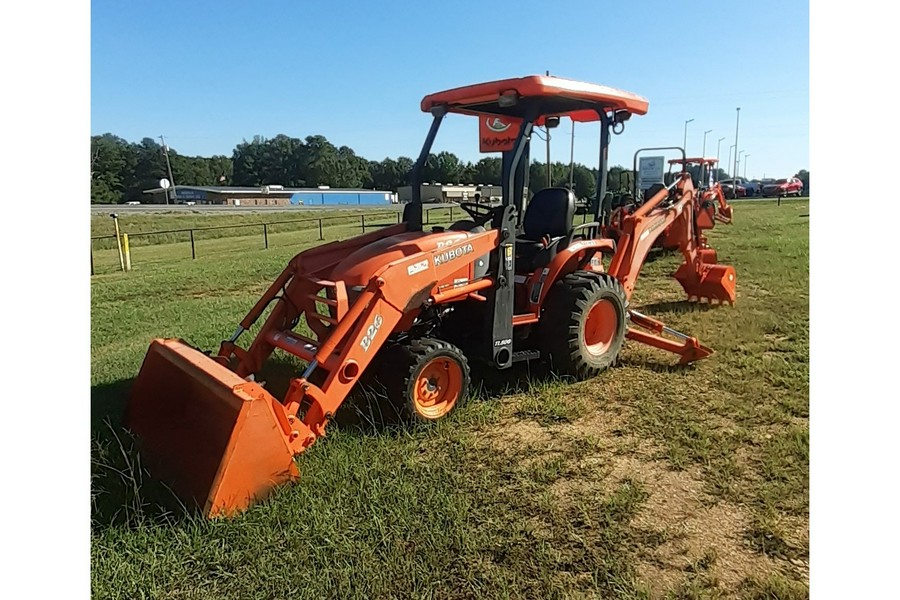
[420,75,649,123]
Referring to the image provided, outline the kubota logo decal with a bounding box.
[485,117,512,132]
[434,243,474,267]
[480,116,521,153]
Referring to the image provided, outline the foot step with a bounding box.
[512,349,542,363]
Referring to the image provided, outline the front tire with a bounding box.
[540,272,627,379]
[382,338,470,423]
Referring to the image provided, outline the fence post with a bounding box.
[450,206,454,222]
[397,211,401,224]
[318,218,324,241]
[190,229,196,259]
[90,242,94,276]
[425,208,430,225]
[263,223,269,249]
[123,234,132,271]
[361,215,366,233]
[112,215,125,272]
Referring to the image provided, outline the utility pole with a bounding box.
[716,137,726,182]
[727,144,736,178]
[732,107,741,187]
[743,154,751,179]
[160,135,176,205]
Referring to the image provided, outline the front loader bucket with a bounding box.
[674,261,737,305]
[124,339,300,518]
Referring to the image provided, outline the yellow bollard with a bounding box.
[123,233,132,271]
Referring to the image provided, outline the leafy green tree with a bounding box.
[126,137,169,201]
[231,136,266,186]
[469,157,502,185]
[794,169,809,194]
[570,164,596,199]
[91,133,136,203]
[369,157,415,190]
[423,151,464,184]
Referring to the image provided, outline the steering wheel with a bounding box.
[459,202,495,226]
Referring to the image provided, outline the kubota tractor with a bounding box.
[607,155,733,251]
[125,75,737,518]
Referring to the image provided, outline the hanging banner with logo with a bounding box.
[479,115,521,152]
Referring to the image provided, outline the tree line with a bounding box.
[90,133,646,204]
[91,132,806,204]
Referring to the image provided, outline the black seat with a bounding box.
[515,187,576,272]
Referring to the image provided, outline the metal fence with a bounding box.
[91,205,463,275]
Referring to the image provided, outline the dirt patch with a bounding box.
[618,455,783,596]
[478,405,790,597]
[480,417,554,452]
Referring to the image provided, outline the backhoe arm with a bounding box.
[606,173,697,302]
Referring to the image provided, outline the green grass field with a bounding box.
[91,199,809,599]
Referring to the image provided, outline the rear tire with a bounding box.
[540,271,627,379]
[381,338,470,423]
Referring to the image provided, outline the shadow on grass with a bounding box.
[619,357,699,374]
[91,378,203,530]
[636,299,719,314]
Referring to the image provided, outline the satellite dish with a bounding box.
[159,178,171,189]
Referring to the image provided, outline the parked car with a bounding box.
[762,177,804,198]
[741,179,761,197]
[718,179,747,199]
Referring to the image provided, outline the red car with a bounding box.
[762,177,804,198]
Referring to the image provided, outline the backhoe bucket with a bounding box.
[124,339,300,518]
[674,261,737,305]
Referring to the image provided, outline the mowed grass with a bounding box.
[91,199,809,599]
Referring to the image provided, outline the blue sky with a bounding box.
[91,0,808,180]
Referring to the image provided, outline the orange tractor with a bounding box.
[607,155,733,251]
[125,75,737,518]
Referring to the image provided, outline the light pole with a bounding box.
[683,118,694,155]
[743,154,751,179]
[727,144,736,177]
[716,137,726,182]
[701,129,712,185]
[732,107,741,188]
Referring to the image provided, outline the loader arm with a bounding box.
[275,229,502,437]
[223,227,503,438]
